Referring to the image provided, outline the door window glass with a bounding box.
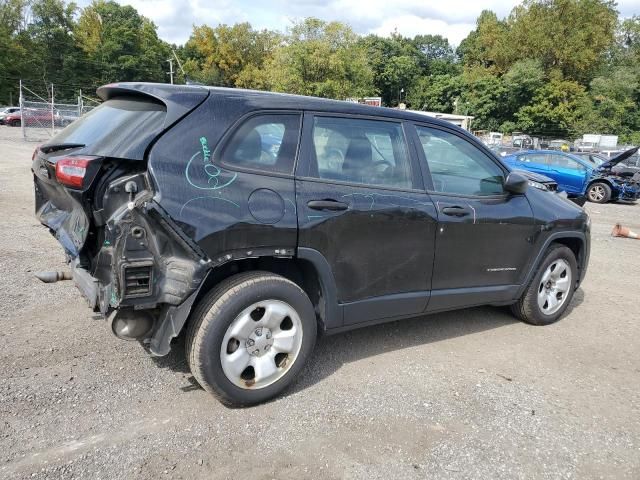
[547,154,586,172]
[416,126,505,196]
[311,116,413,189]
[518,154,548,164]
[221,113,300,174]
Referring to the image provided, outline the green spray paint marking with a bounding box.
[200,136,211,162]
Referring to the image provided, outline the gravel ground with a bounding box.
[1,125,639,479]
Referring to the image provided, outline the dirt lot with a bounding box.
[1,125,639,480]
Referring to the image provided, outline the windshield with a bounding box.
[49,96,166,160]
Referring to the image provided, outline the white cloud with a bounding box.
[370,15,476,45]
[75,0,640,46]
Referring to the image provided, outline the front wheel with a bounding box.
[587,182,611,203]
[510,245,577,326]
[185,272,317,406]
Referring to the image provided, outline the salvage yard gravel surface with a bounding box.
[0,126,638,479]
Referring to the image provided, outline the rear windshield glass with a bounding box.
[50,97,166,160]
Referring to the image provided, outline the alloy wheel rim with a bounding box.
[537,259,572,316]
[589,185,605,201]
[220,300,303,390]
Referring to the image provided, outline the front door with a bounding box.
[546,152,589,195]
[296,113,438,327]
[411,124,536,311]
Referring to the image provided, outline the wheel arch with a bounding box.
[150,251,339,356]
[516,232,588,299]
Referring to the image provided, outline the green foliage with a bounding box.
[0,0,638,144]
[263,18,374,99]
[407,74,461,112]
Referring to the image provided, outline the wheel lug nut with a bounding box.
[255,328,262,337]
[253,349,260,356]
[246,339,255,347]
[264,344,271,351]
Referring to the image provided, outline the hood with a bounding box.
[598,147,639,170]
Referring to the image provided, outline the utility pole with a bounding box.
[19,79,25,140]
[51,83,55,135]
[167,59,174,84]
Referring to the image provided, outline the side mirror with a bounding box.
[504,172,528,194]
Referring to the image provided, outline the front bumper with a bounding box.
[616,185,640,202]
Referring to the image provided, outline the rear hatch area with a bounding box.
[32,84,211,353]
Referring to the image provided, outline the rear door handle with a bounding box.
[441,206,470,217]
[307,199,349,211]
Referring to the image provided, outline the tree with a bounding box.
[516,78,593,137]
[264,18,374,99]
[459,68,509,131]
[458,10,511,73]
[407,74,461,112]
[183,23,280,87]
[508,0,618,82]
[75,1,170,85]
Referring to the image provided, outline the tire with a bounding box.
[586,182,611,203]
[510,244,577,326]
[10,119,20,127]
[185,271,317,406]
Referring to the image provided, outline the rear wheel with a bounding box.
[186,271,317,406]
[10,119,20,127]
[511,245,577,326]
[586,181,611,203]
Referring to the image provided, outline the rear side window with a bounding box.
[50,97,166,160]
[220,113,301,175]
[310,116,413,189]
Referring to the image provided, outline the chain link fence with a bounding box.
[16,83,99,142]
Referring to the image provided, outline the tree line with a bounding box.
[1,0,639,142]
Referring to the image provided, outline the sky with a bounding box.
[77,0,640,47]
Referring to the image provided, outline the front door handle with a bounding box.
[441,206,470,217]
[307,199,349,211]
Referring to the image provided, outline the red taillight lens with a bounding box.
[55,156,98,188]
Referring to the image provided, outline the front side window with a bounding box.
[547,154,586,172]
[518,154,548,165]
[221,113,301,174]
[310,116,413,189]
[416,126,505,196]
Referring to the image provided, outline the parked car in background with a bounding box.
[502,149,640,203]
[32,82,591,406]
[0,107,20,125]
[3,108,65,127]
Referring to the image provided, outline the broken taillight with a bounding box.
[55,156,99,189]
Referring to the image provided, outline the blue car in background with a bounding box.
[502,149,640,203]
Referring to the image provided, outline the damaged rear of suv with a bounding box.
[34,83,590,406]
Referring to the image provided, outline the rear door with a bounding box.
[410,124,535,311]
[546,153,589,195]
[295,113,437,328]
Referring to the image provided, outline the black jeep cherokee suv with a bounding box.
[32,83,590,406]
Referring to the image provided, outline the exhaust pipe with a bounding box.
[108,309,154,341]
[35,271,72,283]
[611,223,640,239]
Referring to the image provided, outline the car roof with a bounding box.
[96,82,459,132]
[508,149,592,164]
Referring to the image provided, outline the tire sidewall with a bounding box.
[195,276,316,405]
[526,246,578,325]
[587,182,611,203]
